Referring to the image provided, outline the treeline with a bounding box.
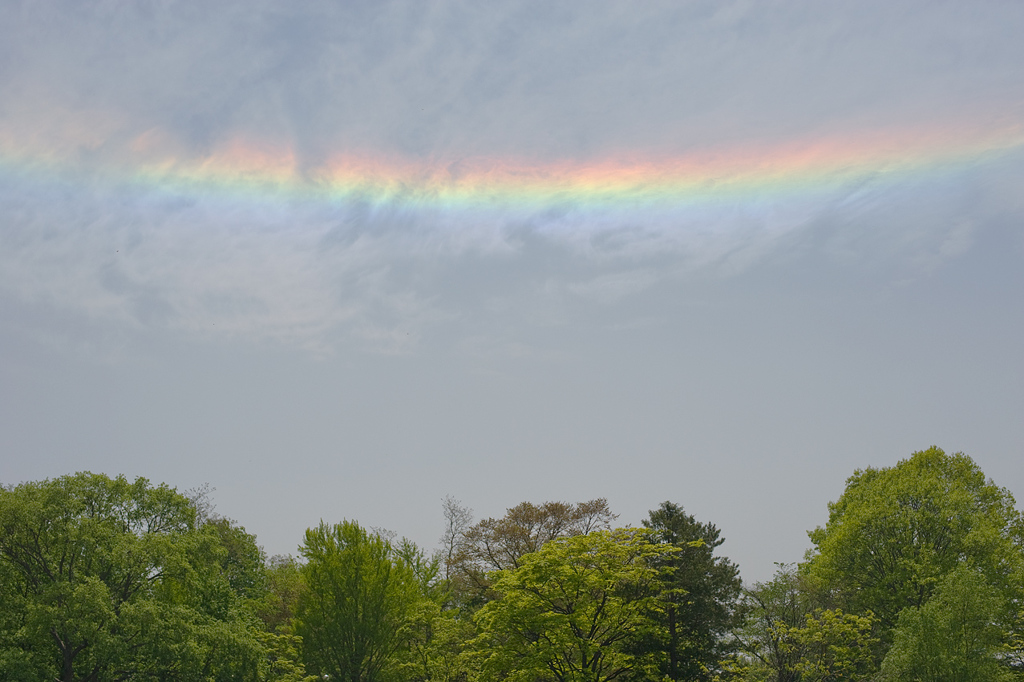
[1,446,1023,681]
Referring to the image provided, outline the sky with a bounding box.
[1,0,1023,583]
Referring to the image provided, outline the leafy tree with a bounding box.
[258,555,305,635]
[728,565,813,682]
[391,537,476,682]
[726,565,876,682]
[395,537,444,603]
[252,556,316,682]
[206,516,268,604]
[256,630,318,682]
[880,565,1015,682]
[805,447,1024,640]
[0,472,262,681]
[450,499,617,606]
[639,501,742,681]
[295,520,423,682]
[472,528,675,682]
[790,608,876,682]
[398,600,475,682]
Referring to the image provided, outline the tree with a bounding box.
[639,501,742,681]
[729,565,812,682]
[258,555,305,634]
[255,555,316,682]
[397,599,475,682]
[450,499,617,606]
[805,447,1024,640]
[256,630,318,682]
[438,496,473,585]
[472,528,675,682]
[390,536,476,682]
[790,608,876,682]
[0,472,262,681]
[205,516,268,604]
[295,520,423,682]
[727,565,876,682]
[880,565,1015,682]
[394,537,444,603]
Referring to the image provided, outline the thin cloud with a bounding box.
[1,1,1023,350]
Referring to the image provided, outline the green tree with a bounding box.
[728,565,812,682]
[790,608,876,682]
[256,630,318,682]
[880,565,1015,682]
[295,520,422,682]
[450,499,617,608]
[258,555,305,634]
[805,447,1024,640]
[206,516,268,604]
[639,501,742,681]
[726,566,876,682]
[398,599,475,682]
[390,537,476,682]
[251,555,317,681]
[472,528,675,682]
[0,472,262,681]
[395,537,444,603]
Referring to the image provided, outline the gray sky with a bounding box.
[1,0,1023,583]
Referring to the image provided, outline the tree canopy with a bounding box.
[473,527,674,682]
[880,565,1014,682]
[806,447,1024,636]
[0,472,262,681]
[449,499,617,606]
[295,520,424,682]
[639,501,742,681]
[3,446,1022,681]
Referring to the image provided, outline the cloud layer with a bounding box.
[2,0,1023,351]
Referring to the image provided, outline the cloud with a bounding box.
[1,1,1023,351]
[4,155,1018,353]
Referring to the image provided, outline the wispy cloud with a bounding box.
[2,0,1023,351]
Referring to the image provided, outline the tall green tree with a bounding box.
[805,447,1024,640]
[0,472,262,681]
[295,520,422,682]
[472,528,675,682]
[880,565,1015,682]
[639,501,742,681]
[391,537,476,682]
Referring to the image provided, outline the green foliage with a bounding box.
[397,600,475,682]
[395,537,445,603]
[295,520,423,682]
[471,528,675,682]
[205,517,269,603]
[0,472,264,682]
[5,451,1022,682]
[258,555,305,634]
[727,564,876,682]
[639,501,743,681]
[806,447,1024,637]
[790,608,876,681]
[728,565,812,682]
[255,630,318,682]
[880,565,1015,682]
[450,499,617,608]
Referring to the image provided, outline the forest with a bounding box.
[1,446,1023,681]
